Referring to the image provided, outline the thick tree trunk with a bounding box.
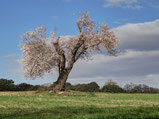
[52,34,84,93]
[52,71,69,92]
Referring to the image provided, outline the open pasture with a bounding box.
[0,91,159,119]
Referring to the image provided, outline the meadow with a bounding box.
[0,91,159,119]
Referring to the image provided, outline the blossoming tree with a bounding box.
[20,12,119,92]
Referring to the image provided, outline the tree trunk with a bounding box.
[52,71,69,92]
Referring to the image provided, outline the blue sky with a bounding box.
[0,0,159,87]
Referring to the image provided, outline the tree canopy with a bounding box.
[20,12,119,91]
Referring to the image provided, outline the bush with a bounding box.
[102,80,125,93]
[70,82,100,92]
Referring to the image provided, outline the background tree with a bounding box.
[0,78,16,91]
[124,83,159,93]
[104,79,117,86]
[70,82,100,92]
[102,80,125,93]
[17,83,33,91]
[124,83,136,93]
[87,82,100,92]
[20,12,119,92]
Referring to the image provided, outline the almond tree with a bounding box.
[20,12,119,92]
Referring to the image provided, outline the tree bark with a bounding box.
[52,70,69,92]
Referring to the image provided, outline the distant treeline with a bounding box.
[66,80,159,93]
[0,78,159,93]
[0,78,40,91]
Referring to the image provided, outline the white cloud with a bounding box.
[113,19,159,51]
[69,50,159,78]
[4,68,23,77]
[104,0,143,9]
[4,53,18,58]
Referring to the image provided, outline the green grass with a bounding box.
[0,91,159,119]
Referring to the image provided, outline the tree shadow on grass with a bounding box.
[1,106,159,119]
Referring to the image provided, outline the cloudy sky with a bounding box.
[0,0,159,87]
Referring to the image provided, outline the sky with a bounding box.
[0,0,159,87]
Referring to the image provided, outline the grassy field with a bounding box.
[0,91,159,119]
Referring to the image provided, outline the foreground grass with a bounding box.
[0,91,159,119]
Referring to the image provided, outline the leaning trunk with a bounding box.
[52,71,69,92]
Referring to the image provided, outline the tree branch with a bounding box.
[53,37,66,74]
[74,46,87,62]
[67,34,85,72]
